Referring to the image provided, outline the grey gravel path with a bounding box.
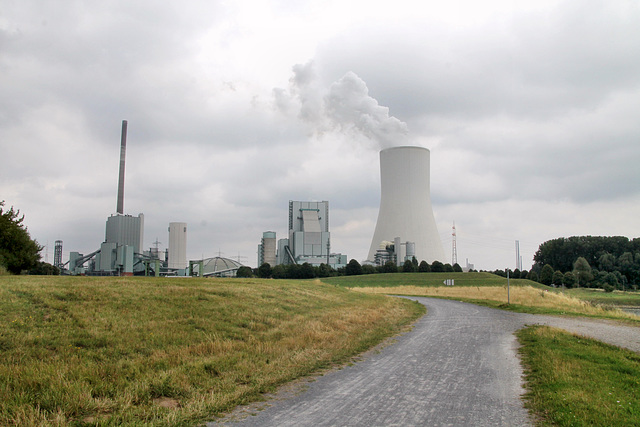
[209,297,640,427]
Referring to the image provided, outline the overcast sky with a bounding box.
[2,0,639,270]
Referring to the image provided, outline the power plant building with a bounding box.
[368,146,446,264]
[105,213,144,254]
[168,222,187,269]
[258,231,277,267]
[276,200,347,268]
[63,120,194,277]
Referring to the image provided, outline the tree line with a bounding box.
[242,258,465,279]
[529,236,640,291]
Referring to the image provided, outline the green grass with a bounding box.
[517,325,640,426]
[327,273,640,322]
[560,288,640,307]
[0,275,423,426]
[322,272,543,288]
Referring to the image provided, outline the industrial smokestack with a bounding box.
[367,146,446,264]
[116,120,127,215]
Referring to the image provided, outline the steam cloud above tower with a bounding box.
[274,62,410,149]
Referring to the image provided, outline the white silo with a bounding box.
[168,222,187,269]
[367,146,446,264]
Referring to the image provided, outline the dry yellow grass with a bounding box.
[351,285,639,320]
[0,276,425,426]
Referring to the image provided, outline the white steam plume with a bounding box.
[273,62,409,149]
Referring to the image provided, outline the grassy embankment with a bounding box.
[518,325,640,426]
[322,272,640,321]
[0,275,423,426]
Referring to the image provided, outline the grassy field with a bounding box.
[321,272,541,288]
[0,275,423,426]
[517,326,640,426]
[323,273,640,321]
[563,288,640,307]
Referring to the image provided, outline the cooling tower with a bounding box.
[367,146,446,264]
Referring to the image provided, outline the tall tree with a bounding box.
[0,201,42,274]
[552,270,564,287]
[598,253,615,272]
[573,257,593,286]
[539,264,555,286]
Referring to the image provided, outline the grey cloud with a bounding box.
[2,1,639,271]
[315,2,640,123]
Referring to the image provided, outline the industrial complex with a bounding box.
[258,200,348,270]
[56,122,448,277]
[58,121,194,277]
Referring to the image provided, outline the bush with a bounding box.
[418,261,430,272]
[430,261,444,272]
[28,262,60,275]
[552,270,564,287]
[345,259,363,276]
[235,266,253,278]
[271,264,287,279]
[539,264,555,286]
[361,264,376,275]
[381,261,397,273]
[316,263,335,278]
[562,271,576,288]
[257,263,272,278]
[402,260,415,273]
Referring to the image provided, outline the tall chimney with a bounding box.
[368,146,446,263]
[116,120,127,215]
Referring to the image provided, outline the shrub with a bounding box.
[430,261,445,272]
[345,259,363,276]
[539,264,555,286]
[562,271,575,288]
[418,261,430,272]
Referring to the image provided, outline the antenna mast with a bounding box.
[452,222,458,266]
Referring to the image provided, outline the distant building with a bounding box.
[192,256,244,277]
[105,213,144,254]
[168,222,187,270]
[280,200,346,268]
[258,231,277,267]
[372,238,416,266]
[463,258,475,272]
